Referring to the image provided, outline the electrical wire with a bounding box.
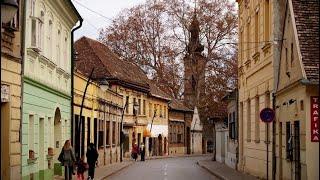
[72,0,114,23]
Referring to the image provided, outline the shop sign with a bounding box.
[1,84,10,102]
[311,96,319,142]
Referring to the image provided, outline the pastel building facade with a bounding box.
[21,0,80,179]
[73,70,123,166]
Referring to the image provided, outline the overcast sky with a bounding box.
[72,0,146,41]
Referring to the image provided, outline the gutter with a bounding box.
[70,0,83,146]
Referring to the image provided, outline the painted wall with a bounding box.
[21,0,79,179]
[237,0,274,178]
[73,71,123,166]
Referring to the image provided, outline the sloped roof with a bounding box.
[148,80,171,101]
[169,99,193,112]
[292,0,319,83]
[74,36,171,100]
[75,37,150,89]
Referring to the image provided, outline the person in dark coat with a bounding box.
[58,140,76,180]
[131,143,139,161]
[140,143,145,161]
[86,143,99,180]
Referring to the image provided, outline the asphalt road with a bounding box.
[108,156,218,180]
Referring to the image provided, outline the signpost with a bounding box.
[260,107,275,180]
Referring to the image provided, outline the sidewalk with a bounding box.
[197,160,258,180]
[54,161,133,180]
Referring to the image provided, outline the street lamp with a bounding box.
[1,0,18,23]
[120,100,139,162]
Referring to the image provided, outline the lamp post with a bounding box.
[120,100,139,162]
[1,0,18,24]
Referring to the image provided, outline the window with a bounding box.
[133,98,136,115]
[87,117,91,147]
[247,99,251,141]
[39,11,44,50]
[154,104,157,117]
[143,100,146,115]
[30,0,36,16]
[264,0,270,41]
[31,18,37,47]
[255,96,260,142]
[255,11,259,52]
[286,122,293,160]
[112,122,116,145]
[149,103,152,117]
[160,105,162,117]
[138,99,141,115]
[98,120,104,148]
[29,115,34,157]
[246,23,251,58]
[48,117,52,148]
[229,112,236,139]
[94,118,98,148]
[164,107,166,118]
[106,121,110,145]
[47,20,52,59]
[240,31,243,62]
[64,31,68,71]
[125,96,129,114]
[300,100,304,111]
[57,29,61,66]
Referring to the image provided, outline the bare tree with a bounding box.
[98,0,238,117]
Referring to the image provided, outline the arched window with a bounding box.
[30,0,36,16]
[47,20,52,59]
[56,23,61,66]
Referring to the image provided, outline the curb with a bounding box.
[196,161,226,180]
[100,162,133,179]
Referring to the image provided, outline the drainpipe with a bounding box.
[235,89,238,171]
[70,0,83,148]
[20,0,27,177]
[272,1,288,179]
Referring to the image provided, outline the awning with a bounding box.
[143,128,151,137]
[146,124,168,137]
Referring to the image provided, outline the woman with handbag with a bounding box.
[58,140,76,180]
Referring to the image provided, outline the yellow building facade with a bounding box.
[237,0,274,178]
[112,84,170,157]
[73,70,123,165]
[274,0,319,179]
[1,1,23,179]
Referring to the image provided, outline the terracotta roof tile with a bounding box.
[292,0,319,83]
[74,36,171,100]
[169,99,193,112]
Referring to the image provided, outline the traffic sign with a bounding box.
[260,108,275,123]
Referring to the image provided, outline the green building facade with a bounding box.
[21,0,81,179]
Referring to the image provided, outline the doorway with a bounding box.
[54,108,62,159]
[187,127,191,154]
[1,102,10,179]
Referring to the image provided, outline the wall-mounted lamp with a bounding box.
[288,99,296,105]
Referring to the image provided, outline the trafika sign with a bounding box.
[311,96,319,142]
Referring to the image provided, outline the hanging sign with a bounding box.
[260,108,275,123]
[311,96,319,142]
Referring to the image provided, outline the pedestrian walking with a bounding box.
[58,140,76,180]
[76,155,88,180]
[86,143,99,180]
[131,143,139,161]
[140,143,145,161]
